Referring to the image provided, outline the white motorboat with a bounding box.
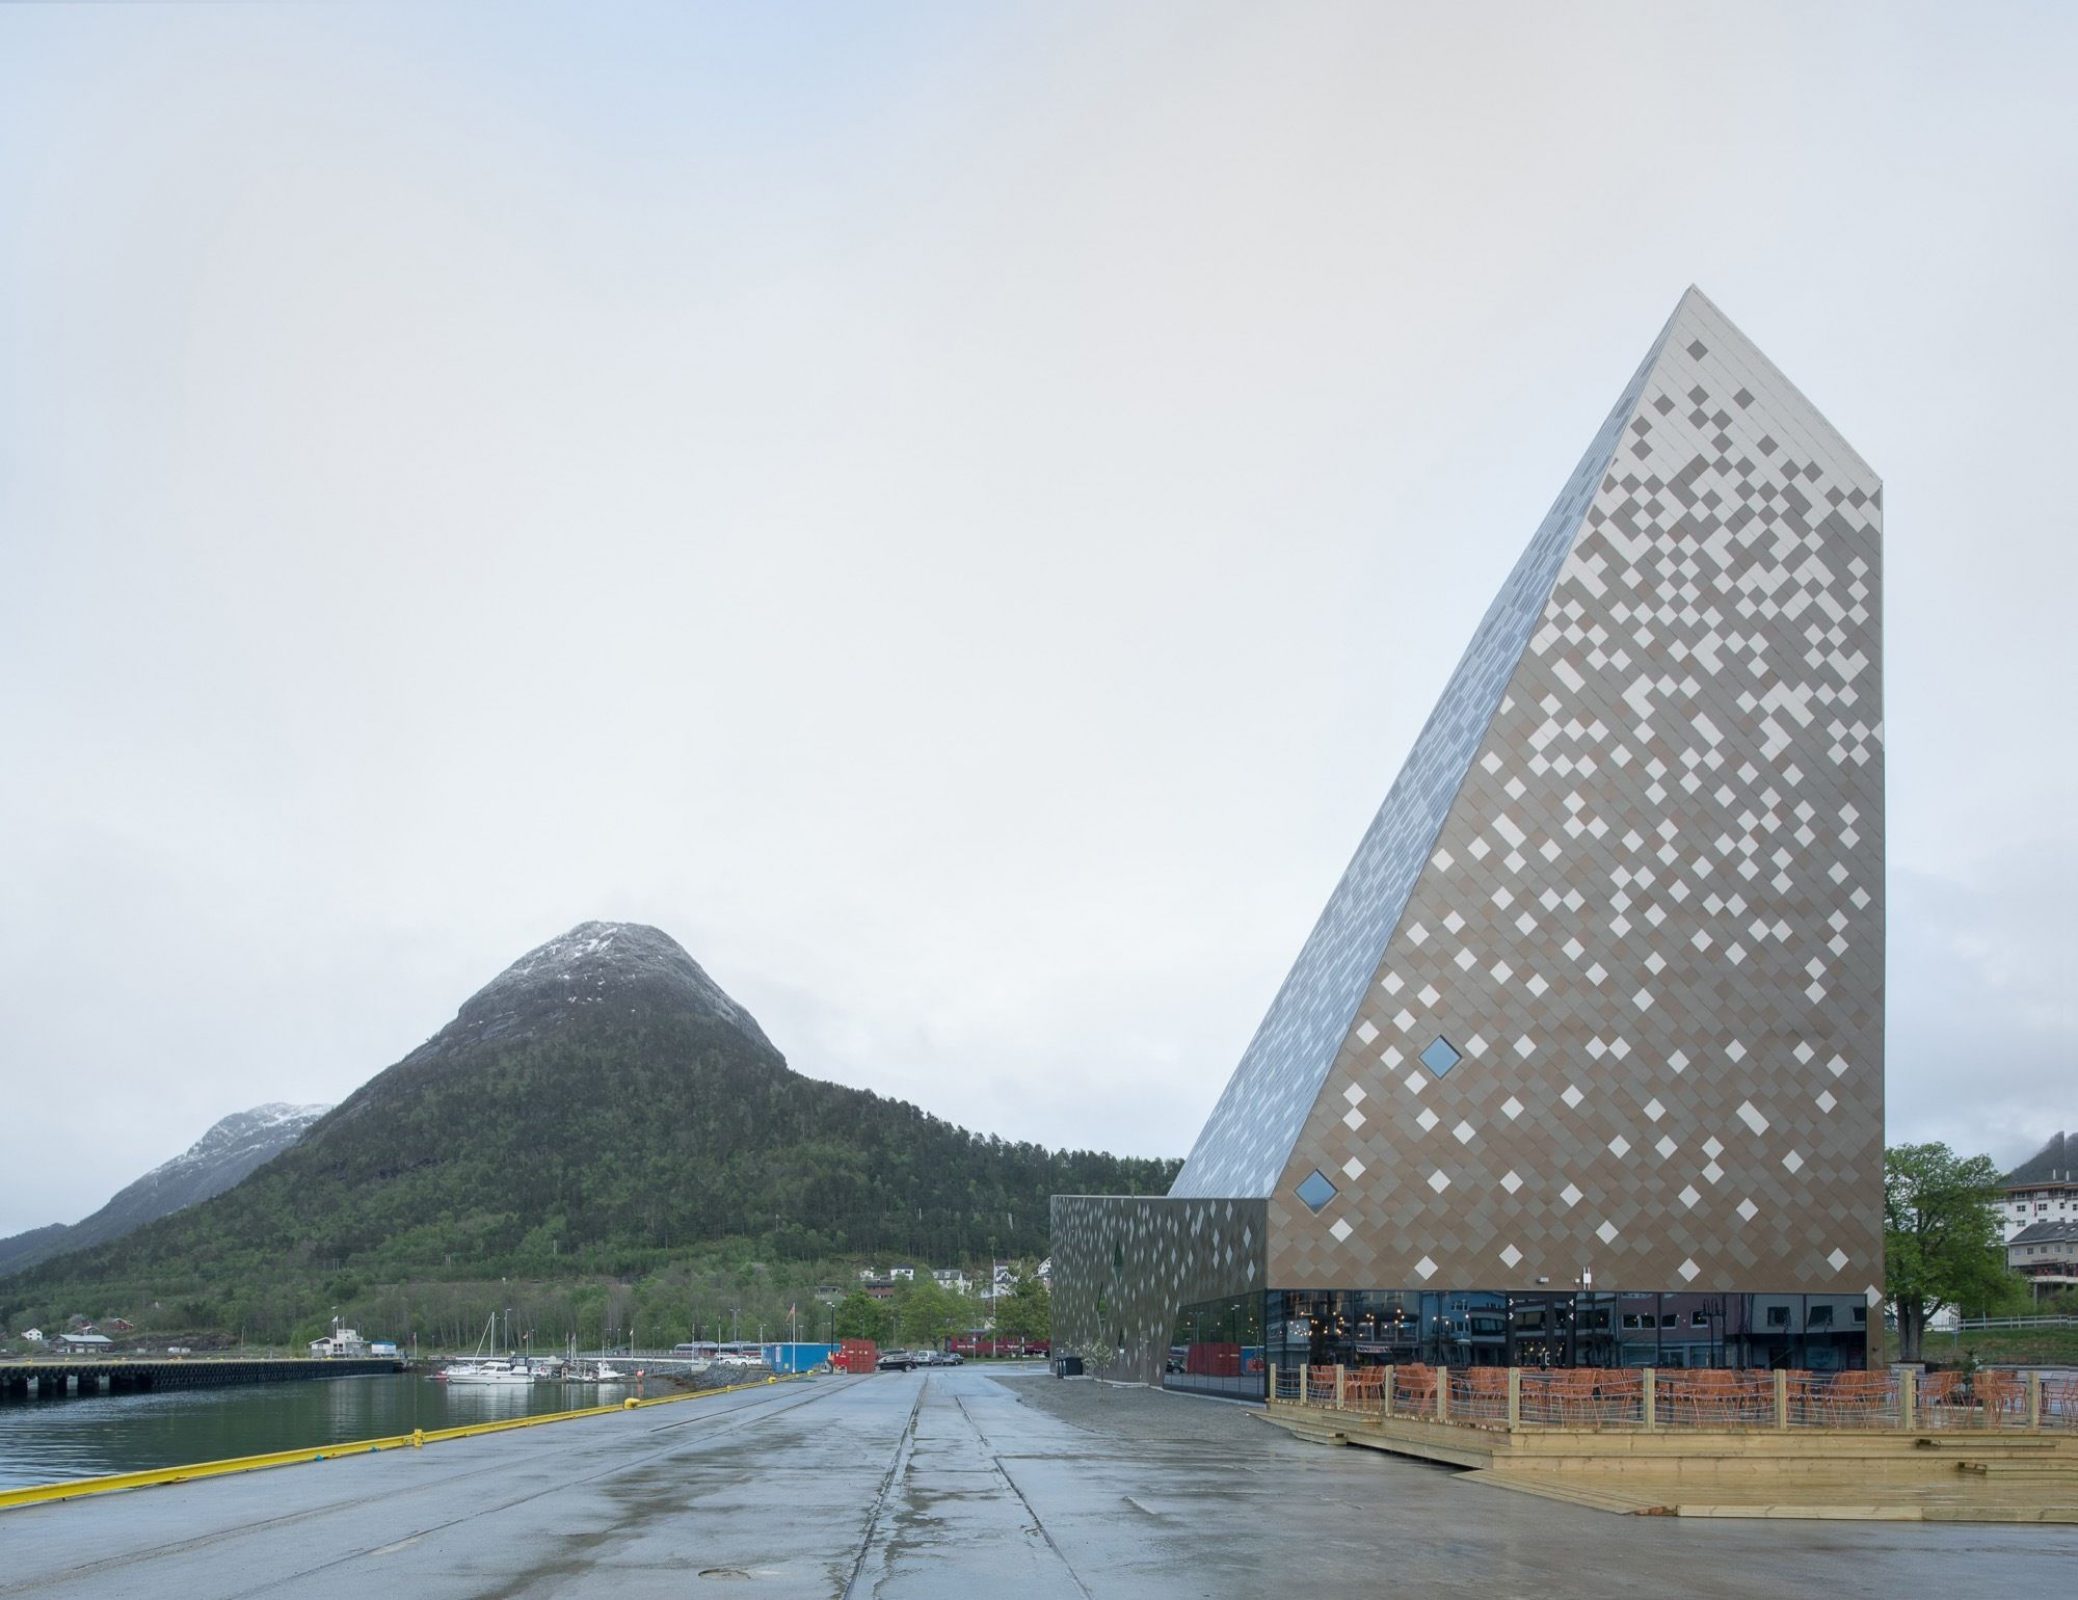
[439,1358,537,1386]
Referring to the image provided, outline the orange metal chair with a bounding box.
[1818,1369,1892,1427]
[1667,1368,1756,1426]
[1457,1365,1509,1423]
[2042,1374,2076,1432]
[1594,1369,1643,1424]
[1395,1363,1438,1413]
[1547,1369,1600,1424]
[1343,1366,1386,1412]
[1662,1370,1710,1426]
[1918,1369,1965,1427]
[1972,1369,2024,1428]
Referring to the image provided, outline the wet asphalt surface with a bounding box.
[2,1368,2072,1597]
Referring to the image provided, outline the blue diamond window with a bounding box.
[1295,1169,1338,1213]
[1420,1035,1462,1076]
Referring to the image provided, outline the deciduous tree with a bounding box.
[994,1272,1050,1344]
[833,1291,894,1344]
[894,1279,966,1348]
[1884,1143,2016,1362]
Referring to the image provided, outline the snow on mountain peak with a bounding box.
[145,1103,333,1180]
[425,921,772,1055]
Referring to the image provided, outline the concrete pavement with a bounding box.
[2,1368,2072,1597]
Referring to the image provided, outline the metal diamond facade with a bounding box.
[1051,1196,1265,1382]
[1168,324,1671,1201]
[1053,289,1884,1382]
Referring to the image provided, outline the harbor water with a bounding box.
[0,1372,666,1490]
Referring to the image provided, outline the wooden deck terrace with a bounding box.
[0,1356,402,1399]
[1260,1363,2078,1522]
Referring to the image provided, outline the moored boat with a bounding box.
[438,1358,538,1386]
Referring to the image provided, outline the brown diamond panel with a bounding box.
[1266,289,1884,1302]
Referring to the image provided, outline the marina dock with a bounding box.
[0,1357,400,1399]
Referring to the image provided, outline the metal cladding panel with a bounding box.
[1050,1195,1266,1385]
[1167,313,1687,1200]
[1264,288,1885,1301]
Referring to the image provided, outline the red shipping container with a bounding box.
[836,1339,878,1374]
[1185,1342,1242,1378]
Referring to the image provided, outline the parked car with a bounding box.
[877,1349,918,1372]
[921,1349,964,1367]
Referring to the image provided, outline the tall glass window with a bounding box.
[1166,1293,1266,1399]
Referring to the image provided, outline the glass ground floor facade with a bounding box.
[1168,1287,1870,1399]
[1164,1292,1266,1399]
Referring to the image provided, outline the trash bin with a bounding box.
[1054,1355,1083,1378]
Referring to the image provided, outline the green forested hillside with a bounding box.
[0,924,1176,1342]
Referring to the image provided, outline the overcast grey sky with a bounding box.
[2,2,2072,1238]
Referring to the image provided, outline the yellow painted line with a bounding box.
[0,1374,806,1513]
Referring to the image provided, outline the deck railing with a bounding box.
[1952,1314,2078,1331]
[1266,1362,2077,1434]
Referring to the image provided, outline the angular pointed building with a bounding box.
[1054,289,1884,1388]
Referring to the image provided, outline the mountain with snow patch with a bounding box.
[0,1103,330,1278]
[410,920,770,1059]
[1,921,1175,1305]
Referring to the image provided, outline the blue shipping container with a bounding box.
[761,1342,839,1375]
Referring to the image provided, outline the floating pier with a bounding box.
[0,1357,400,1400]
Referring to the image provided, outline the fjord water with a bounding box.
[0,1373,663,1489]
